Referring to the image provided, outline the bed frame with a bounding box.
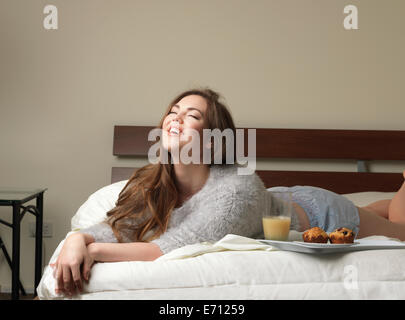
[111,126,405,194]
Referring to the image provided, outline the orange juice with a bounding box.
[262,216,291,241]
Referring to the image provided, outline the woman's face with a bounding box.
[161,94,208,158]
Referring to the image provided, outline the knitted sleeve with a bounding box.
[79,222,118,243]
[150,172,267,254]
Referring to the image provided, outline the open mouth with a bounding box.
[168,126,182,136]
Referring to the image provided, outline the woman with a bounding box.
[52,87,405,296]
[52,88,274,296]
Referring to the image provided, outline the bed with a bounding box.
[37,126,405,299]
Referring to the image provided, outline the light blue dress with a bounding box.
[268,186,360,236]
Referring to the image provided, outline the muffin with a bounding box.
[302,227,329,243]
[329,227,355,244]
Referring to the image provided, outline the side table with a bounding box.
[0,188,47,300]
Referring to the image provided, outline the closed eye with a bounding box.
[168,111,199,120]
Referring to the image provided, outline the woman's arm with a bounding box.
[52,232,96,296]
[87,242,163,262]
[80,221,164,261]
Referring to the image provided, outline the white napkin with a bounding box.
[156,232,304,261]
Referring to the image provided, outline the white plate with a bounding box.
[256,239,405,254]
[293,241,359,248]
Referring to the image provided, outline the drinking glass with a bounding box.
[262,191,292,241]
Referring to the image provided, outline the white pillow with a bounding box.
[342,192,395,207]
[71,180,128,230]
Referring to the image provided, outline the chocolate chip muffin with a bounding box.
[302,227,329,243]
[329,227,355,244]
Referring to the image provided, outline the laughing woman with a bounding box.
[52,87,405,297]
[52,88,275,296]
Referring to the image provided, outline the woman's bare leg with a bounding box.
[387,170,405,224]
[362,199,391,219]
[357,207,405,241]
[357,171,405,240]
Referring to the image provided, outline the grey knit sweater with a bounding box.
[80,164,299,254]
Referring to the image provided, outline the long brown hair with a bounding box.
[106,87,237,242]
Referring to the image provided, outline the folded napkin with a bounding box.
[156,231,303,261]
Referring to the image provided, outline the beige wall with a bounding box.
[0,0,404,293]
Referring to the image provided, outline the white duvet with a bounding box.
[37,182,405,299]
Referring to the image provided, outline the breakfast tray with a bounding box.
[258,238,405,254]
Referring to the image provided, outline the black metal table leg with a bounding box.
[12,203,21,300]
[0,236,26,295]
[35,194,43,296]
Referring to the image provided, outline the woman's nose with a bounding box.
[173,114,184,124]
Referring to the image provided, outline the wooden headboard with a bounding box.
[111,126,405,194]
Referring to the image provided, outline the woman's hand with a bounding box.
[51,233,95,296]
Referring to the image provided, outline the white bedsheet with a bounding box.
[37,232,405,300]
[37,184,405,300]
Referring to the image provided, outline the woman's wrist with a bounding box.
[68,232,95,245]
[87,243,100,261]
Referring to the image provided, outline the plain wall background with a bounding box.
[0,0,404,293]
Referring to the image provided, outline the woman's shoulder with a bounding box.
[208,164,265,193]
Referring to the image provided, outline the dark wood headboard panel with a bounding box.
[112,126,405,193]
